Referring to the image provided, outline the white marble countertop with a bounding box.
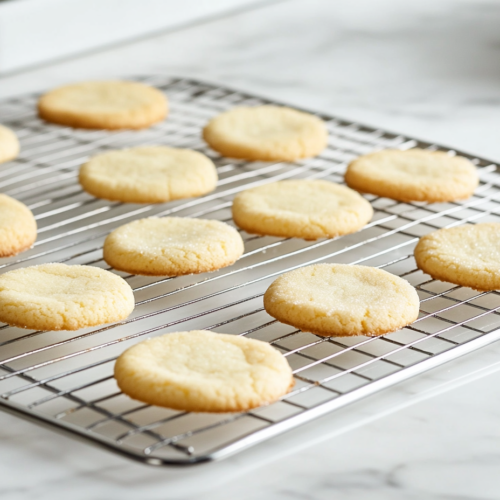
[2,0,500,498]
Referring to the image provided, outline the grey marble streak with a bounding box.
[1,0,500,498]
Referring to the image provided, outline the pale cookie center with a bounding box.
[367,156,470,182]
[280,269,410,315]
[381,161,441,178]
[435,234,500,264]
[2,273,106,300]
[303,275,393,305]
[150,341,255,380]
[121,227,215,248]
[241,121,303,140]
[62,90,148,111]
[258,192,353,215]
[94,156,181,179]
[0,207,26,228]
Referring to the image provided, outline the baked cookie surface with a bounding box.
[114,330,294,412]
[104,217,244,276]
[414,223,500,290]
[232,179,373,240]
[79,146,217,203]
[264,263,420,337]
[0,264,135,330]
[38,80,167,130]
[203,105,328,161]
[0,125,20,164]
[0,194,37,257]
[345,149,478,202]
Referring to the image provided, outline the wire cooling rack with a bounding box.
[1,76,500,466]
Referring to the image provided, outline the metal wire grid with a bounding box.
[0,76,500,466]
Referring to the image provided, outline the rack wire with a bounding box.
[1,76,500,466]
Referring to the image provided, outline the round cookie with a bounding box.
[0,125,20,164]
[38,80,167,130]
[414,223,500,291]
[114,330,294,412]
[203,105,328,161]
[103,217,244,276]
[0,194,37,257]
[232,179,373,240]
[0,264,135,330]
[264,264,420,337]
[345,149,478,202]
[79,146,218,203]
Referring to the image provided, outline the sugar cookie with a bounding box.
[203,105,328,161]
[79,146,217,203]
[0,194,37,257]
[0,264,135,330]
[103,217,244,276]
[38,80,167,130]
[264,264,420,337]
[414,223,500,290]
[232,179,373,240]
[0,125,20,164]
[345,149,478,202]
[114,330,294,412]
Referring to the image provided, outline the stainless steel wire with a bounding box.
[1,76,500,466]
